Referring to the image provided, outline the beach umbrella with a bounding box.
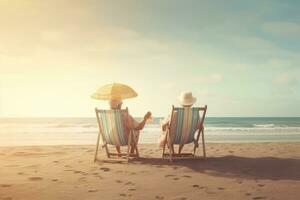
[91,83,138,100]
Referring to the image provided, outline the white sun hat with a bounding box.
[178,92,197,106]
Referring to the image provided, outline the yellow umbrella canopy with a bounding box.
[91,83,138,100]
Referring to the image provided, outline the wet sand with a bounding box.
[0,142,300,200]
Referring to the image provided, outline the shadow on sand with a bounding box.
[96,155,300,181]
[134,156,300,181]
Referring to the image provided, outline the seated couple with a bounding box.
[108,92,202,154]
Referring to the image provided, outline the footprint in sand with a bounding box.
[78,177,87,181]
[88,189,98,193]
[155,195,164,200]
[253,197,267,200]
[218,187,225,190]
[182,175,192,178]
[17,172,25,175]
[192,185,205,189]
[28,177,43,181]
[165,174,176,178]
[119,193,127,197]
[229,151,234,153]
[206,191,217,195]
[52,179,59,182]
[128,188,136,191]
[173,177,180,181]
[116,180,123,183]
[258,184,265,187]
[2,197,13,200]
[245,193,252,196]
[73,171,82,174]
[0,184,11,188]
[100,167,110,172]
[125,181,135,186]
[5,165,19,167]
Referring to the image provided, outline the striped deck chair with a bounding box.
[94,108,139,162]
[162,105,207,161]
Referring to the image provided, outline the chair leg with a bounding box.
[193,141,198,158]
[94,132,101,162]
[162,142,166,158]
[167,141,173,162]
[201,130,206,158]
[104,143,110,158]
[127,132,132,162]
[192,129,201,158]
[162,131,168,158]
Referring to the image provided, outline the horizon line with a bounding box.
[1,116,300,119]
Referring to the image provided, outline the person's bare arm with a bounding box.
[162,121,168,131]
[161,114,171,131]
[133,112,152,131]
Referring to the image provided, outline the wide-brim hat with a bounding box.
[178,92,197,106]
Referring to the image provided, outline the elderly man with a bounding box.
[159,92,203,154]
[109,98,151,154]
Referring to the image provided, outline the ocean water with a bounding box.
[0,117,300,146]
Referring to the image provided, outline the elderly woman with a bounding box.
[159,92,202,154]
[109,98,151,154]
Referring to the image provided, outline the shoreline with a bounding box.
[0,140,300,148]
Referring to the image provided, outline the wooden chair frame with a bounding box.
[162,105,207,161]
[94,107,139,163]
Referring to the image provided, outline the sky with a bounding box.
[0,0,300,117]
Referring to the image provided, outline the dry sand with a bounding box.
[0,142,300,200]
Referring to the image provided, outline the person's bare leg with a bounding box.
[130,134,139,154]
[178,144,184,154]
[171,145,175,154]
[130,144,135,154]
[116,146,121,155]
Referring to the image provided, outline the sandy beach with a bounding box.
[0,142,299,200]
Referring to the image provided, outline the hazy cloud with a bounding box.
[274,74,298,86]
[262,21,300,37]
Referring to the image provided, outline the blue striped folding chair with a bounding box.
[94,108,139,162]
[162,105,207,161]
